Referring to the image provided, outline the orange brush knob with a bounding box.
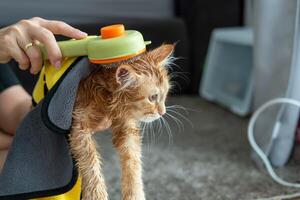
[100,24,125,39]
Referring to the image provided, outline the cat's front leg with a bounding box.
[112,123,145,200]
[69,126,108,200]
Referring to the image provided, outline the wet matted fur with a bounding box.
[69,44,175,200]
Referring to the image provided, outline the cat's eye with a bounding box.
[149,94,158,102]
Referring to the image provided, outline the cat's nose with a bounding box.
[158,108,166,116]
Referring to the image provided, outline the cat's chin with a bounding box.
[139,116,160,123]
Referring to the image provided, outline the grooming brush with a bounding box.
[38,24,151,65]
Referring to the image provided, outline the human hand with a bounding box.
[0,17,87,74]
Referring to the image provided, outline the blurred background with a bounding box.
[0,0,245,94]
[1,0,300,199]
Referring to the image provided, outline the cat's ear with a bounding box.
[116,64,137,87]
[148,44,175,64]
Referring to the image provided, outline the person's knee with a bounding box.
[0,85,32,134]
[0,131,13,150]
[0,150,9,171]
[0,131,12,171]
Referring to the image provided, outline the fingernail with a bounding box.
[78,30,88,37]
[54,60,61,69]
[19,64,28,70]
[30,68,37,75]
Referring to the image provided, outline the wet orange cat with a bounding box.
[69,44,174,200]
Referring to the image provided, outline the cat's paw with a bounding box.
[82,189,108,200]
[123,190,146,200]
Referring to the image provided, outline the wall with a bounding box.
[0,0,174,25]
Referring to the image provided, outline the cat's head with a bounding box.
[114,44,174,123]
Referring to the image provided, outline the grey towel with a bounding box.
[0,57,97,199]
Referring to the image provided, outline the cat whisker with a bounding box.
[148,122,153,152]
[150,123,155,146]
[141,120,164,152]
[150,121,156,149]
[157,118,165,143]
[164,56,183,71]
[153,120,159,144]
[167,105,202,114]
[140,122,146,139]
[161,116,173,145]
[143,122,151,152]
[169,71,190,85]
[140,122,149,148]
[169,80,182,94]
[164,112,184,133]
[166,105,189,114]
[147,122,152,152]
[166,108,194,128]
[158,117,164,138]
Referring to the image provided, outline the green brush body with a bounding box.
[38,24,151,64]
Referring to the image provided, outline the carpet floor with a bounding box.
[94,96,300,200]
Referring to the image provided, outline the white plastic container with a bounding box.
[200,27,254,116]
